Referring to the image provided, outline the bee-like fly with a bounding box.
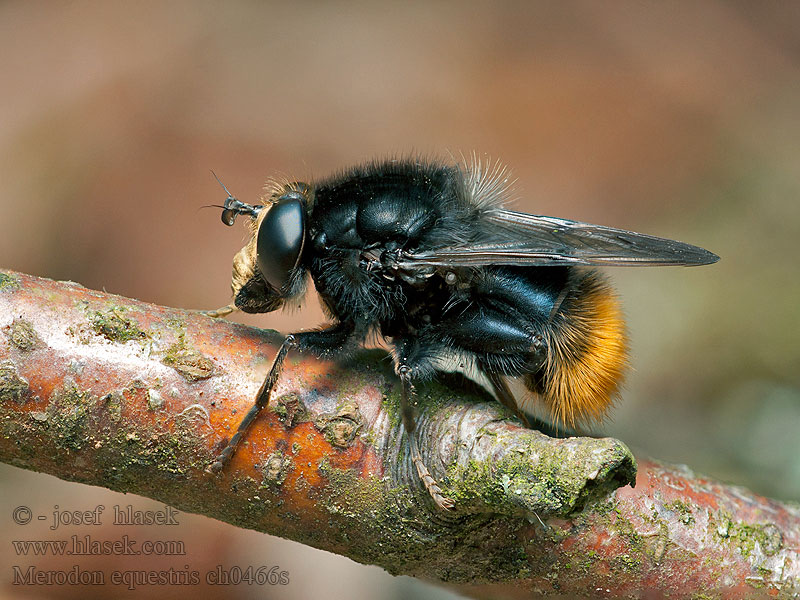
[205,157,718,509]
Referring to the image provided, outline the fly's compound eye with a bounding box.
[256,193,306,292]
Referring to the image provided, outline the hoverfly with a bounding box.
[205,157,718,509]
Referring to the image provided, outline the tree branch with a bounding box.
[0,269,798,597]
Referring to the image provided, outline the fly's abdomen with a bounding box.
[524,269,628,427]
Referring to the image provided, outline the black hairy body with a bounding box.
[303,161,625,426]
[207,156,718,509]
[311,163,563,376]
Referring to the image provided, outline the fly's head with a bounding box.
[215,174,311,313]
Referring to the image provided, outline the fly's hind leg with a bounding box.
[486,371,531,428]
[394,359,455,510]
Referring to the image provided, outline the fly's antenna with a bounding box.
[210,170,262,226]
[211,170,235,202]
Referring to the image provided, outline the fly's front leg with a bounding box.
[395,360,455,510]
[207,321,356,474]
[201,303,238,319]
[207,334,296,473]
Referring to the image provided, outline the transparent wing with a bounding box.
[397,209,719,269]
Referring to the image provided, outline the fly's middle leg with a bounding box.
[393,346,455,510]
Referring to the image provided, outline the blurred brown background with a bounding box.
[1,2,798,599]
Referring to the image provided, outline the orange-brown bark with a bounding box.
[1,269,798,598]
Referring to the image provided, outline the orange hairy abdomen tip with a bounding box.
[525,271,628,428]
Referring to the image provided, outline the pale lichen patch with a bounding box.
[0,360,30,404]
[4,318,41,351]
[314,400,363,448]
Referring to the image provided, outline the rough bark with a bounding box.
[0,269,798,598]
